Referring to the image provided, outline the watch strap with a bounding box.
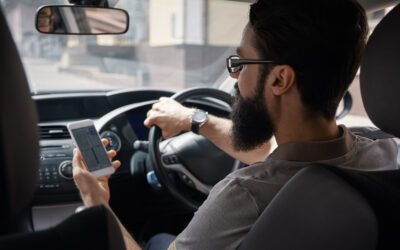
[191,123,200,134]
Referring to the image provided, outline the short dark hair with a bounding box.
[249,0,368,119]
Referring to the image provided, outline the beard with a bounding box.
[231,81,275,152]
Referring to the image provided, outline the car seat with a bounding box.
[0,6,125,250]
[239,3,400,250]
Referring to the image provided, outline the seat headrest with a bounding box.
[360,4,400,137]
[0,8,39,226]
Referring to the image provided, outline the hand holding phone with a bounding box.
[72,139,121,207]
[68,119,115,177]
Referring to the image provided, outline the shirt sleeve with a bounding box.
[174,177,260,250]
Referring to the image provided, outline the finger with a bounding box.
[98,175,109,182]
[107,150,117,159]
[159,97,169,101]
[144,115,159,128]
[72,148,85,170]
[112,160,121,169]
[102,139,109,147]
[152,103,160,111]
[144,117,152,127]
[146,109,158,118]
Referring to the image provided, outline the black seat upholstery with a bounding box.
[239,165,379,250]
[0,0,39,235]
[0,205,126,250]
[0,6,125,250]
[328,167,400,249]
[240,3,400,250]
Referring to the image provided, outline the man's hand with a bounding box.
[72,139,121,207]
[144,97,194,138]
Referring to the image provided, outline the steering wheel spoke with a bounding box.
[159,142,212,195]
[162,161,212,195]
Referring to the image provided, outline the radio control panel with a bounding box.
[36,140,78,195]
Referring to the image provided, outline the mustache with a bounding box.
[233,82,240,100]
[234,82,239,94]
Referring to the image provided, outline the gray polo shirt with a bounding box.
[172,126,398,250]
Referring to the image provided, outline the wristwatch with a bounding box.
[190,109,209,134]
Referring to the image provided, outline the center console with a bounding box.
[36,139,78,198]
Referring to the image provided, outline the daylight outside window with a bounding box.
[0,0,392,128]
[1,0,248,93]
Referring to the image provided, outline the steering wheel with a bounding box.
[148,87,237,211]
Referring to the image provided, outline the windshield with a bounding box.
[1,0,248,93]
[0,0,395,129]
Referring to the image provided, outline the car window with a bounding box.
[1,0,248,93]
[0,1,394,129]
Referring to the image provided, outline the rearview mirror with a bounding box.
[36,5,129,35]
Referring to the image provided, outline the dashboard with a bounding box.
[33,89,231,206]
[35,109,150,203]
[33,89,173,204]
[32,89,208,235]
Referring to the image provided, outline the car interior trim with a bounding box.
[32,202,83,231]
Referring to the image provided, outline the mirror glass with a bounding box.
[36,6,129,35]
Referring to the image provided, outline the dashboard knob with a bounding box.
[100,131,121,152]
[133,140,149,152]
[59,160,73,180]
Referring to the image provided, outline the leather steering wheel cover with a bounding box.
[148,87,233,211]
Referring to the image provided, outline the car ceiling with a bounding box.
[233,0,400,12]
[359,0,400,12]
[108,0,400,14]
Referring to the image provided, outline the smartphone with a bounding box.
[67,119,115,178]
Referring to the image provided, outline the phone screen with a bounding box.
[71,125,111,172]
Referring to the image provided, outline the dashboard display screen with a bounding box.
[126,111,149,140]
[71,126,111,171]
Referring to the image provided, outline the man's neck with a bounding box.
[274,117,340,145]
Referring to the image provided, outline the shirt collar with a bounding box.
[267,125,355,162]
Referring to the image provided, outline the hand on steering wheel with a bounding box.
[144,97,193,138]
[148,87,236,211]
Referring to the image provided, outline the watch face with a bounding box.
[193,110,207,123]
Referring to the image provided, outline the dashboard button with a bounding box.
[59,160,73,180]
[162,156,171,165]
[162,155,179,165]
[170,155,179,164]
[46,154,55,158]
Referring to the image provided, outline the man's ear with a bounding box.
[270,65,296,96]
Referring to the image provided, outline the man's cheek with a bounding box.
[238,77,256,99]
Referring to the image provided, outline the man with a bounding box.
[73,0,398,249]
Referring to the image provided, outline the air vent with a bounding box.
[39,125,71,140]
